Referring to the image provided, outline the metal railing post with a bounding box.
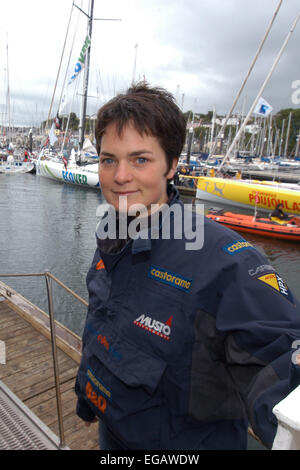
[0,270,89,449]
[44,271,65,449]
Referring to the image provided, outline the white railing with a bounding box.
[272,385,300,450]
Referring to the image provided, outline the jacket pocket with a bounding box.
[77,325,166,449]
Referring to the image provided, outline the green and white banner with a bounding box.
[59,35,91,115]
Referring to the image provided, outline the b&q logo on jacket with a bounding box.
[86,382,107,414]
[256,272,294,304]
[134,314,173,341]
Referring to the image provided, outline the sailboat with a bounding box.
[0,154,34,174]
[197,175,300,215]
[0,40,34,175]
[196,5,300,214]
[38,147,99,187]
[37,0,100,189]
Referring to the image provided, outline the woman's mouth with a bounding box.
[113,190,139,196]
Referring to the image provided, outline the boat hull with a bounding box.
[37,160,100,189]
[0,162,34,174]
[206,211,300,241]
[196,176,300,215]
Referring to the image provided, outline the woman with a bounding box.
[75,83,300,450]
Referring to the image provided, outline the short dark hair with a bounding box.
[95,82,187,173]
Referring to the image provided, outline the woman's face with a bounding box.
[99,122,177,213]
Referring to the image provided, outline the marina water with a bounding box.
[1,173,300,337]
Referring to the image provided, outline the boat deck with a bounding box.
[228,168,300,183]
[0,297,98,450]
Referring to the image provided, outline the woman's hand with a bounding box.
[84,417,98,427]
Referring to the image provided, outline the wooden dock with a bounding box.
[0,279,265,451]
[0,281,98,450]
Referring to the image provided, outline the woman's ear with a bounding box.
[166,157,179,180]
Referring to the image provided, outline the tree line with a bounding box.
[42,113,95,132]
[44,108,300,155]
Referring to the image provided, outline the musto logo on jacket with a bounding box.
[134,314,173,341]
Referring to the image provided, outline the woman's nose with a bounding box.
[114,161,133,184]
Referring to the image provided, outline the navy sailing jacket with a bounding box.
[75,188,300,450]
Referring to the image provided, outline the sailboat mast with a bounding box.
[284,111,292,158]
[6,40,11,145]
[79,0,94,149]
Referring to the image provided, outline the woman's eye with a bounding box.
[136,157,148,164]
[101,157,114,165]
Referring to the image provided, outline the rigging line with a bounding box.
[73,1,122,21]
[60,73,81,153]
[219,6,300,170]
[90,43,102,103]
[73,2,89,19]
[207,0,283,162]
[57,0,84,113]
[46,1,75,131]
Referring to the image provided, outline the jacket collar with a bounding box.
[96,184,181,269]
[131,184,181,254]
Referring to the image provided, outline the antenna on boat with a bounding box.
[219,6,300,171]
[207,0,283,163]
[132,43,139,85]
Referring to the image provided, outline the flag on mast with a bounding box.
[49,122,57,146]
[59,35,91,116]
[253,97,273,117]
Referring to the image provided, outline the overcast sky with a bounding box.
[1,0,300,126]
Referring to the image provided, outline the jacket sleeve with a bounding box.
[214,244,300,448]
